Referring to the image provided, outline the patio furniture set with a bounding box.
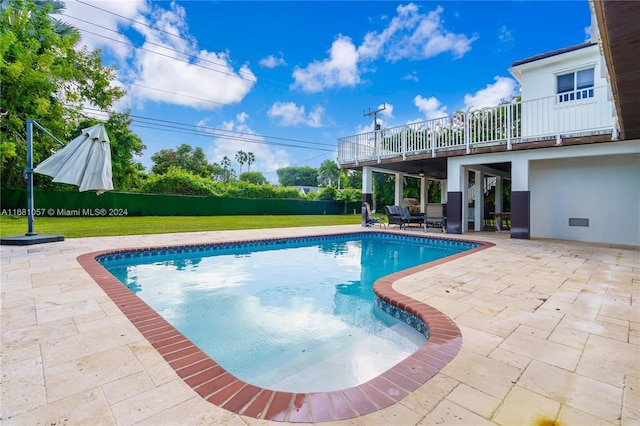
[364,202,446,232]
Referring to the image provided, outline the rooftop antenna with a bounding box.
[363,103,386,132]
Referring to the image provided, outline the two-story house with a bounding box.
[337,0,639,247]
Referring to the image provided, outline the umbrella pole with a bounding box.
[24,119,66,236]
[25,120,36,235]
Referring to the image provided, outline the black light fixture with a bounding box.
[418,167,425,177]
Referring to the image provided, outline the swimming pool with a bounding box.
[79,231,489,422]
[98,232,479,393]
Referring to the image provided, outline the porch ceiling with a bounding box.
[362,157,448,180]
[594,0,640,140]
[348,157,511,180]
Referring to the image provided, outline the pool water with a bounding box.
[100,233,475,392]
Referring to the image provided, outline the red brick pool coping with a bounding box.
[77,231,493,423]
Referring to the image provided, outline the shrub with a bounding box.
[239,171,268,185]
[140,168,305,199]
[223,181,302,199]
[316,186,337,200]
[141,167,223,196]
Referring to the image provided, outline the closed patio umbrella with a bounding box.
[1,120,114,245]
[34,123,113,193]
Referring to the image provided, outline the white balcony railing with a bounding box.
[338,86,617,165]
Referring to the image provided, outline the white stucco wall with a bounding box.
[447,140,640,245]
[509,44,616,139]
[529,153,640,246]
[510,44,607,102]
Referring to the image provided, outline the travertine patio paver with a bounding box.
[1,225,638,425]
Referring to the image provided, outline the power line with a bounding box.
[70,1,291,90]
[82,106,335,148]
[75,26,259,84]
[66,14,261,84]
[62,13,295,112]
[80,106,336,152]
[128,83,229,107]
[74,0,244,60]
[130,113,336,148]
[131,123,334,153]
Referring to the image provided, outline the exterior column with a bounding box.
[462,168,470,232]
[420,177,428,213]
[440,179,448,225]
[445,160,464,234]
[361,166,373,226]
[394,172,404,206]
[510,157,530,239]
[495,176,503,213]
[473,170,483,231]
[440,180,447,203]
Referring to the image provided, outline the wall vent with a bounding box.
[569,218,589,227]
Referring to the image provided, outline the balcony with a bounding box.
[338,86,617,166]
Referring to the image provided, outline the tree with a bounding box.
[246,151,255,172]
[211,158,236,183]
[317,159,340,187]
[221,156,231,169]
[276,166,318,187]
[373,172,395,209]
[0,0,125,188]
[151,144,211,177]
[343,169,362,189]
[235,150,247,174]
[239,171,267,185]
[0,0,74,36]
[210,156,235,183]
[315,185,337,200]
[335,187,362,214]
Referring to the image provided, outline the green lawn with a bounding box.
[0,215,363,238]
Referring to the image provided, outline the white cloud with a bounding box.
[65,1,255,110]
[292,3,476,93]
[413,95,448,120]
[201,113,290,181]
[358,4,477,62]
[259,54,286,68]
[498,25,514,43]
[291,35,360,93]
[353,123,375,135]
[267,102,324,127]
[60,0,149,61]
[402,72,420,82]
[379,103,394,120]
[463,76,518,110]
[584,25,592,42]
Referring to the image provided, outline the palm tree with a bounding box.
[235,150,247,174]
[317,159,340,187]
[246,152,255,172]
[1,0,74,36]
[221,156,232,183]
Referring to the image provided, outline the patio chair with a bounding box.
[425,203,446,232]
[384,205,407,228]
[364,202,383,227]
[400,206,426,229]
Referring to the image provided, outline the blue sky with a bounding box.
[60,1,593,183]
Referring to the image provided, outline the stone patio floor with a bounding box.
[1,225,638,425]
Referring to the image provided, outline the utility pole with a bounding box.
[363,103,386,132]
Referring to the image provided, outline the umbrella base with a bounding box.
[1,234,65,246]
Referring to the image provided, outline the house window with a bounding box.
[557,68,594,103]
